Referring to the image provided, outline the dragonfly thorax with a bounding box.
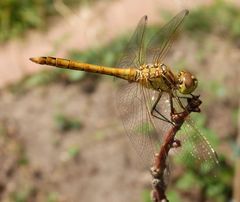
[136,63,176,92]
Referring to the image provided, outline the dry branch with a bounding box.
[150,95,202,202]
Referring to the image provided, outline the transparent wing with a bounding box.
[142,83,172,145]
[146,9,189,64]
[176,119,219,172]
[171,97,219,173]
[116,15,147,68]
[115,11,189,167]
[116,81,171,167]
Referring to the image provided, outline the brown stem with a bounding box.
[150,95,202,202]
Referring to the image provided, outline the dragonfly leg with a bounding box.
[170,93,188,112]
[175,94,201,112]
[176,95,191,99]
[169,94,175,114]
[175,94,200,108]
[169,93,186,115]
[151,91,174,125]
[169,94,184,124]
[176,96,187,111]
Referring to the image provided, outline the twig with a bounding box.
[150,95,202,202]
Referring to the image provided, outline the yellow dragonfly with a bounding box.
[30,9,218,169]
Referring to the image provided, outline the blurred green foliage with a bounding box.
[47,192,59,202]
[8,69,60,94]
[54,113,83,132]
[22,69,61,87]
[94,131,106,141]
[1,0,56,43]
[67,145,80,159]
[210,81,227,98]
[184,0,240,40]
[231,108,239,128]
[141,189,152,202]
[0,0,96,43]
[167,191,182,202]
[10,187,37,202]
[9,68,88,94]
[24,67,86,86]
[2,0,239,44]
[17,148,29,166]
[69,36,128,67]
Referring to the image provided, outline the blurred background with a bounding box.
[0,0,239,201]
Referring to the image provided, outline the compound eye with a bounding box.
[178,71,198,94]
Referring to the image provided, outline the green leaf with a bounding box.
[167,191,182,202]
[141,189,151,202]
[176,172,200,190]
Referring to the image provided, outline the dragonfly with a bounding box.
[30,9,218,170]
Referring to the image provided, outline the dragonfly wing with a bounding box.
[146,9,189,65]
[116,15,147,68]
[116,81,171,167]
[167,96,219,172]
[116,11,189,167]
[141,84,172,147]
[174,116,219,173]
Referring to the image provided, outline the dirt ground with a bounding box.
[0,0,239,202]
[0,31,239,202]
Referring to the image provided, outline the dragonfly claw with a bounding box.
[187,95,202,112]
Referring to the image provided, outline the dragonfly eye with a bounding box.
[177,71,198,94]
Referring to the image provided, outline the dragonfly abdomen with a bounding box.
[30,56,137,81]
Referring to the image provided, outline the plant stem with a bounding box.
[150,95,202,202]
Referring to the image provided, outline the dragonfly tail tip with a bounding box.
[29,57,45,64]
[29,57,37,63]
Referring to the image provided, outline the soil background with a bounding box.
[0,0,239,202]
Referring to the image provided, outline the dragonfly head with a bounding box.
[177,71,198,94]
